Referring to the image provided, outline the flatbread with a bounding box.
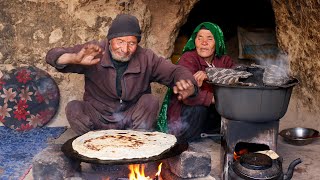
[72,129,177,160]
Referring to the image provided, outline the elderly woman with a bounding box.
[167,22,234,142]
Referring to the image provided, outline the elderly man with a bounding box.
[46,14,197,135]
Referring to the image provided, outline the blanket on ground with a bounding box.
[0,126,66,180]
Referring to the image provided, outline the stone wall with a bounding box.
[271,0,320,130]
[0,0,319,130]
[0,0,198,126]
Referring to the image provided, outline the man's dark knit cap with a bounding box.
[107,14,141,42]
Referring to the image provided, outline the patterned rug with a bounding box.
[0,126,67,180]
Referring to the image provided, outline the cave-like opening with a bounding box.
[172,0,276,65]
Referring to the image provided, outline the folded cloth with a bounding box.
[206,67,253,85]
[263,64,291,86]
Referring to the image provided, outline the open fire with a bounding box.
[129,163,162,180]
[233,142,270,161]
[233,148,248,161]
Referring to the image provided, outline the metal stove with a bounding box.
[220,118,280,179]
[209,70,298,179]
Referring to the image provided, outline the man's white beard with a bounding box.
[109,47,131,62]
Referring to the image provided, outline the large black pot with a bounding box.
[211,79,298,122]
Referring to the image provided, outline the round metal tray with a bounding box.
[61,136,188,165]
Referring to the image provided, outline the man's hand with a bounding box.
[74,44,103,65]
[173,79,195,100]
[193,70,208,87]
[57,44,104,65]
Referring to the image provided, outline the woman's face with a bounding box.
[195,29,215,58]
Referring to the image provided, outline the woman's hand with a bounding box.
[193,70,208,87]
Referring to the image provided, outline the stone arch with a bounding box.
[172,0,277,65]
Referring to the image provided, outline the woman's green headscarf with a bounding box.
[182,22,227,57]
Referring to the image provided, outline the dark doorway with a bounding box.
[172,0,276,65]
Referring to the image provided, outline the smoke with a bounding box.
[255,51,291,77]
[168,119,190,137]
[167,106,201,138]
[113,113,125,122]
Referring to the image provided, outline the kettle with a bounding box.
[228,152,302,180]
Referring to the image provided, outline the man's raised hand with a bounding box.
[75,44,104,65]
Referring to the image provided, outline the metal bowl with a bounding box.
[279,127,319,146]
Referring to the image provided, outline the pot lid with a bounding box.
[232,153,282,179]
[240,153,272,170]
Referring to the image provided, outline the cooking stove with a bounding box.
[209,66,299,179]
[220,118,279,179]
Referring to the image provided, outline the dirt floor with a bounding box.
[23,127,320,180]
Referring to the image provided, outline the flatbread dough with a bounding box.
[72,129,177,160]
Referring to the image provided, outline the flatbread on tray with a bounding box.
[72,129,177,160]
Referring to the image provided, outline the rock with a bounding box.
[32,144,81,180]
[166,150,211,178]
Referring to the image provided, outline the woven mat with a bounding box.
[0,126,66,179]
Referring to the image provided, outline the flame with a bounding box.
[155,163,162,177]
[128,163,162,180]
[234,148,248,160]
